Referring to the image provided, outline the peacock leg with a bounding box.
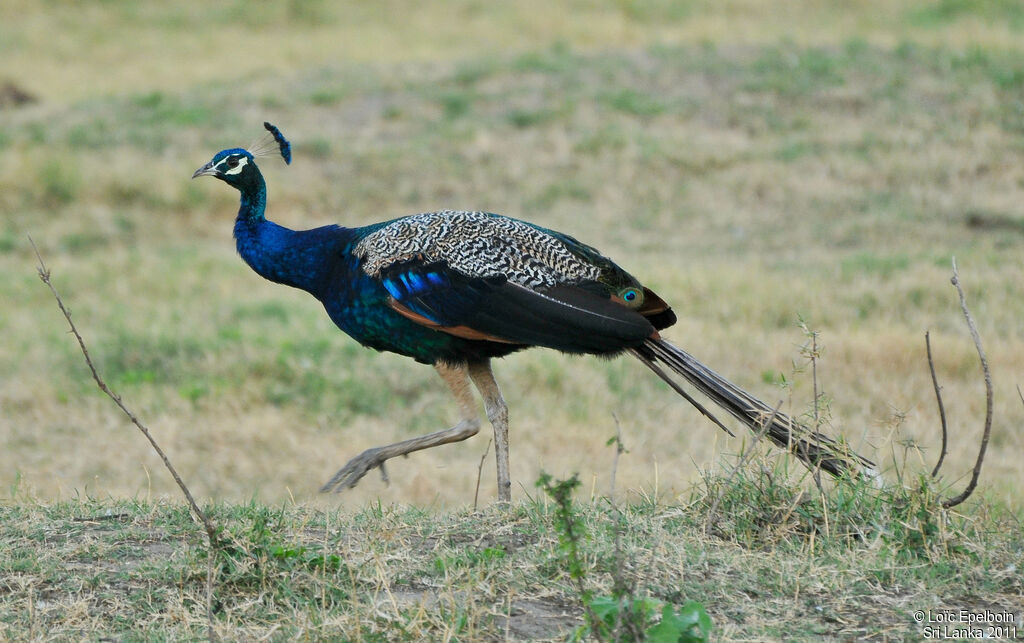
[467,360,511,503]
[320,361,480,493]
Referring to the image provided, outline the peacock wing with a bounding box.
[377,260,657,354]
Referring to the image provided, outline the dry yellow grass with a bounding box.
[1,1,1022,512]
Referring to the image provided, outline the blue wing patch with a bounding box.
[378,261,504,327]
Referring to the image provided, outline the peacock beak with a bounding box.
[192,161,217,179]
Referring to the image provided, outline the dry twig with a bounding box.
[941,258,993,509]
[31,237,219,640]
[925,331,949,479]
[473,439,492,511]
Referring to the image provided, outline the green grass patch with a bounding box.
[1,469,1018,639]
[840,251,912,279]
[907,0,1024,29]
[601,88,667,117]
[746,45,848,96]
[38,158,81,206]
[438,90,473,120]
[506,107,560,128]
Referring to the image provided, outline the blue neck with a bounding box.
[232,175,340,297]
[236,176,267,225]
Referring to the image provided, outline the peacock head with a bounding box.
[192,148,258,189]
[192,122,291,190]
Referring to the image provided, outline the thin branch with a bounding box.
[925,331,949,478]
[942,258,994,509]
[473,439,491,511]
[811,329,820,429]
[32,237,219,641]
[806,324,824,492]
[31,237,219,545]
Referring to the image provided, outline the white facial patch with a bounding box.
[221,155,249,176]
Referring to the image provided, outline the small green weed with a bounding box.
[210,505,348,595]
[537,473,712,642]
[433,545,505,573]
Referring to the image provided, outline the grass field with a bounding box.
[2,0,1023,638]
[1,483,1020,639]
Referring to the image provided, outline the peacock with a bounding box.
[193,122,874,502]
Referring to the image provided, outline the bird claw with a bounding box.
[319,447,388,493]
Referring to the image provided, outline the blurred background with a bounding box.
[1,1,1022,511]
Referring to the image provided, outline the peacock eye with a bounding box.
[226,157,240,168]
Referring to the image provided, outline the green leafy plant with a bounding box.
[537,473,712,642]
